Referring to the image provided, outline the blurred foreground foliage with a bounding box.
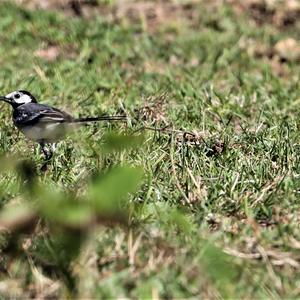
[0,133,144,292]
[0,132,241,298]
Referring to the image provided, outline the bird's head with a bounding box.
[0,90,37,107]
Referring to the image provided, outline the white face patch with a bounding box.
[5,91,33,104]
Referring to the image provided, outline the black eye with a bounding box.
[15,93,20,99]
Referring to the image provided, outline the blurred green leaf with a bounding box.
[136,278,163,299]
[168,209,193,233]
[147,202,194,234]
[200,242,239,297]
[0,155,20,173]
[101,133,145,153]
[37,187,93,228]
[88,165,143,215]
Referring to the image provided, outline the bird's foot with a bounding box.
[39,142,54,171]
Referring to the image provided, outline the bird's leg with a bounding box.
[46,145,53,161]
[39,141,53,161]
[39,141,54,172]
[39,141,47,159]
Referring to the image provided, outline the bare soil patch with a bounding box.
[227,0,300,28]
[16,0,300,30]
[14,0,199,31]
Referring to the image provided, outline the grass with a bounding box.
[0,0,300,298]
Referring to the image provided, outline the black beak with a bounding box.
[0,96,12,104]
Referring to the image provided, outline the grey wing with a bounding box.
[18,103,73,125]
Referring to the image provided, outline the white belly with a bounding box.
[20,123,67,142]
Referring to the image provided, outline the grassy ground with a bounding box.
[0,0,300,298]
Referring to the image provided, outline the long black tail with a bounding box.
[72,115,127,123]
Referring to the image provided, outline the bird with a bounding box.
[0,90,126,160]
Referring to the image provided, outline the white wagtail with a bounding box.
[0,90,126,160]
